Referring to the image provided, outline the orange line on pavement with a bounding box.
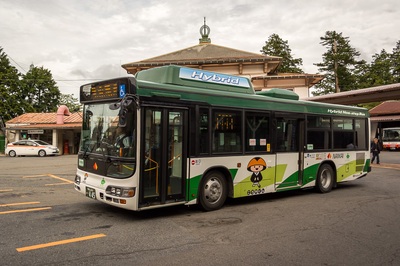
[0,201,40,207]
[45,182,72,186]
[0,189,13,192]
[0,207,52,215]
[22,174,74,184]
[22,175,47,178]
[46,174,74,184]
[16,234,106,252]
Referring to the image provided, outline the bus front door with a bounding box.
[140,107,187,207]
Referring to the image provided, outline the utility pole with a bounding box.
[333,39,340,93]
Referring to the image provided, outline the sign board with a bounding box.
[28,130,44,134]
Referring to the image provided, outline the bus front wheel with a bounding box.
[315,164,334,193]
[198,171,228,211]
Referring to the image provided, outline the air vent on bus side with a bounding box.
[256,88,299,100]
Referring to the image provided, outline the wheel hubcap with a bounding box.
[204,178,222,203]
[321,169,331,188]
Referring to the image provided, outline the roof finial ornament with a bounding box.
[199,17,211,44]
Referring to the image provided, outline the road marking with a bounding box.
[0,201,40,207]
[22,174,47,178]
[22,174,74,185]
[0,207,52,215]
[45,182,72,186]
[0,189,13,192]
[47,174,74,184]
[16,234,106,252]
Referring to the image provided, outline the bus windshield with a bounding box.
[80,102,136,159]
[382,128,400,141]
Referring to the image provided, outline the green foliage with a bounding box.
[313,31,364,95]
[0,47,61,121]
[356,49,393,88]
[0,47,29,121]
[353,42,400,90]
[59,93,82,112]
[21,65,61,112]
[391,41,400,83]
[261,34,304,73]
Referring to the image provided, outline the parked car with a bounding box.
[5,140,59,157]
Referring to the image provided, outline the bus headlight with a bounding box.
[106,186,136,198]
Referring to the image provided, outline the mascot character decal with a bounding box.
[247,157,267,188]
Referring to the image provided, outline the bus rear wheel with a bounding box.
[315,164,334,193]
[198,171,228,211]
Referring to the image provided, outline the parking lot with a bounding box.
[1,153,400,265]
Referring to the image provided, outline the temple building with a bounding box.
[122,19,324,98]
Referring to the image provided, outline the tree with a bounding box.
[21,65,61,113]
[313,31,364,95]
[358,49,393,88]
[391,40,400,83]
[261,34,304,73]
[0,47,32,121]
[60,93,82,112]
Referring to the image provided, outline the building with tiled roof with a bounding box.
[122,19,323,98]
[369,101,400,117]
[369,101,400,130]
[6,112,82,128]
[123,43,282,75]
[4,106,82,155]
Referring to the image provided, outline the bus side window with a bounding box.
[276,118,298,152]
[199,108,209,154]
[306,116,331,150]
[245,112,270,152]
[212,110,242,153]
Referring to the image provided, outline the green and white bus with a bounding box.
[74,65,371,211]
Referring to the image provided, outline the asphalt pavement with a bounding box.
[373,150,400,170]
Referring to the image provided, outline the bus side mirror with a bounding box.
[118,98,134,127]
[119,108,128,127]
[110,95,137,127]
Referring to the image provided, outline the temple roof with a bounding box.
[122,43,281,74]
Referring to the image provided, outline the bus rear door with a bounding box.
[274,115,305,190]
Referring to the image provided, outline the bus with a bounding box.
[74,65,371,211]
[382,127,400,150]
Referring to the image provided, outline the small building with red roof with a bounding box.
[5,106,82,155]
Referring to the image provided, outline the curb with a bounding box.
[372,163,400,170]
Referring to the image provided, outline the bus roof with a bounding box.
[136,65,255,94]
[135,65,369,118]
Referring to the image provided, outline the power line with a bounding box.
[7,55,28,74]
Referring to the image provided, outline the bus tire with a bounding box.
[315,164,334,193]
[198,171,228,211]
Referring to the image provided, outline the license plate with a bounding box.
[86,187,97,200]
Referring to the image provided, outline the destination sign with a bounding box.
[80,78,135,103]
[90,83,118,100]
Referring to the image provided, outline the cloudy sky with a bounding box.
[1,0,399,96]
